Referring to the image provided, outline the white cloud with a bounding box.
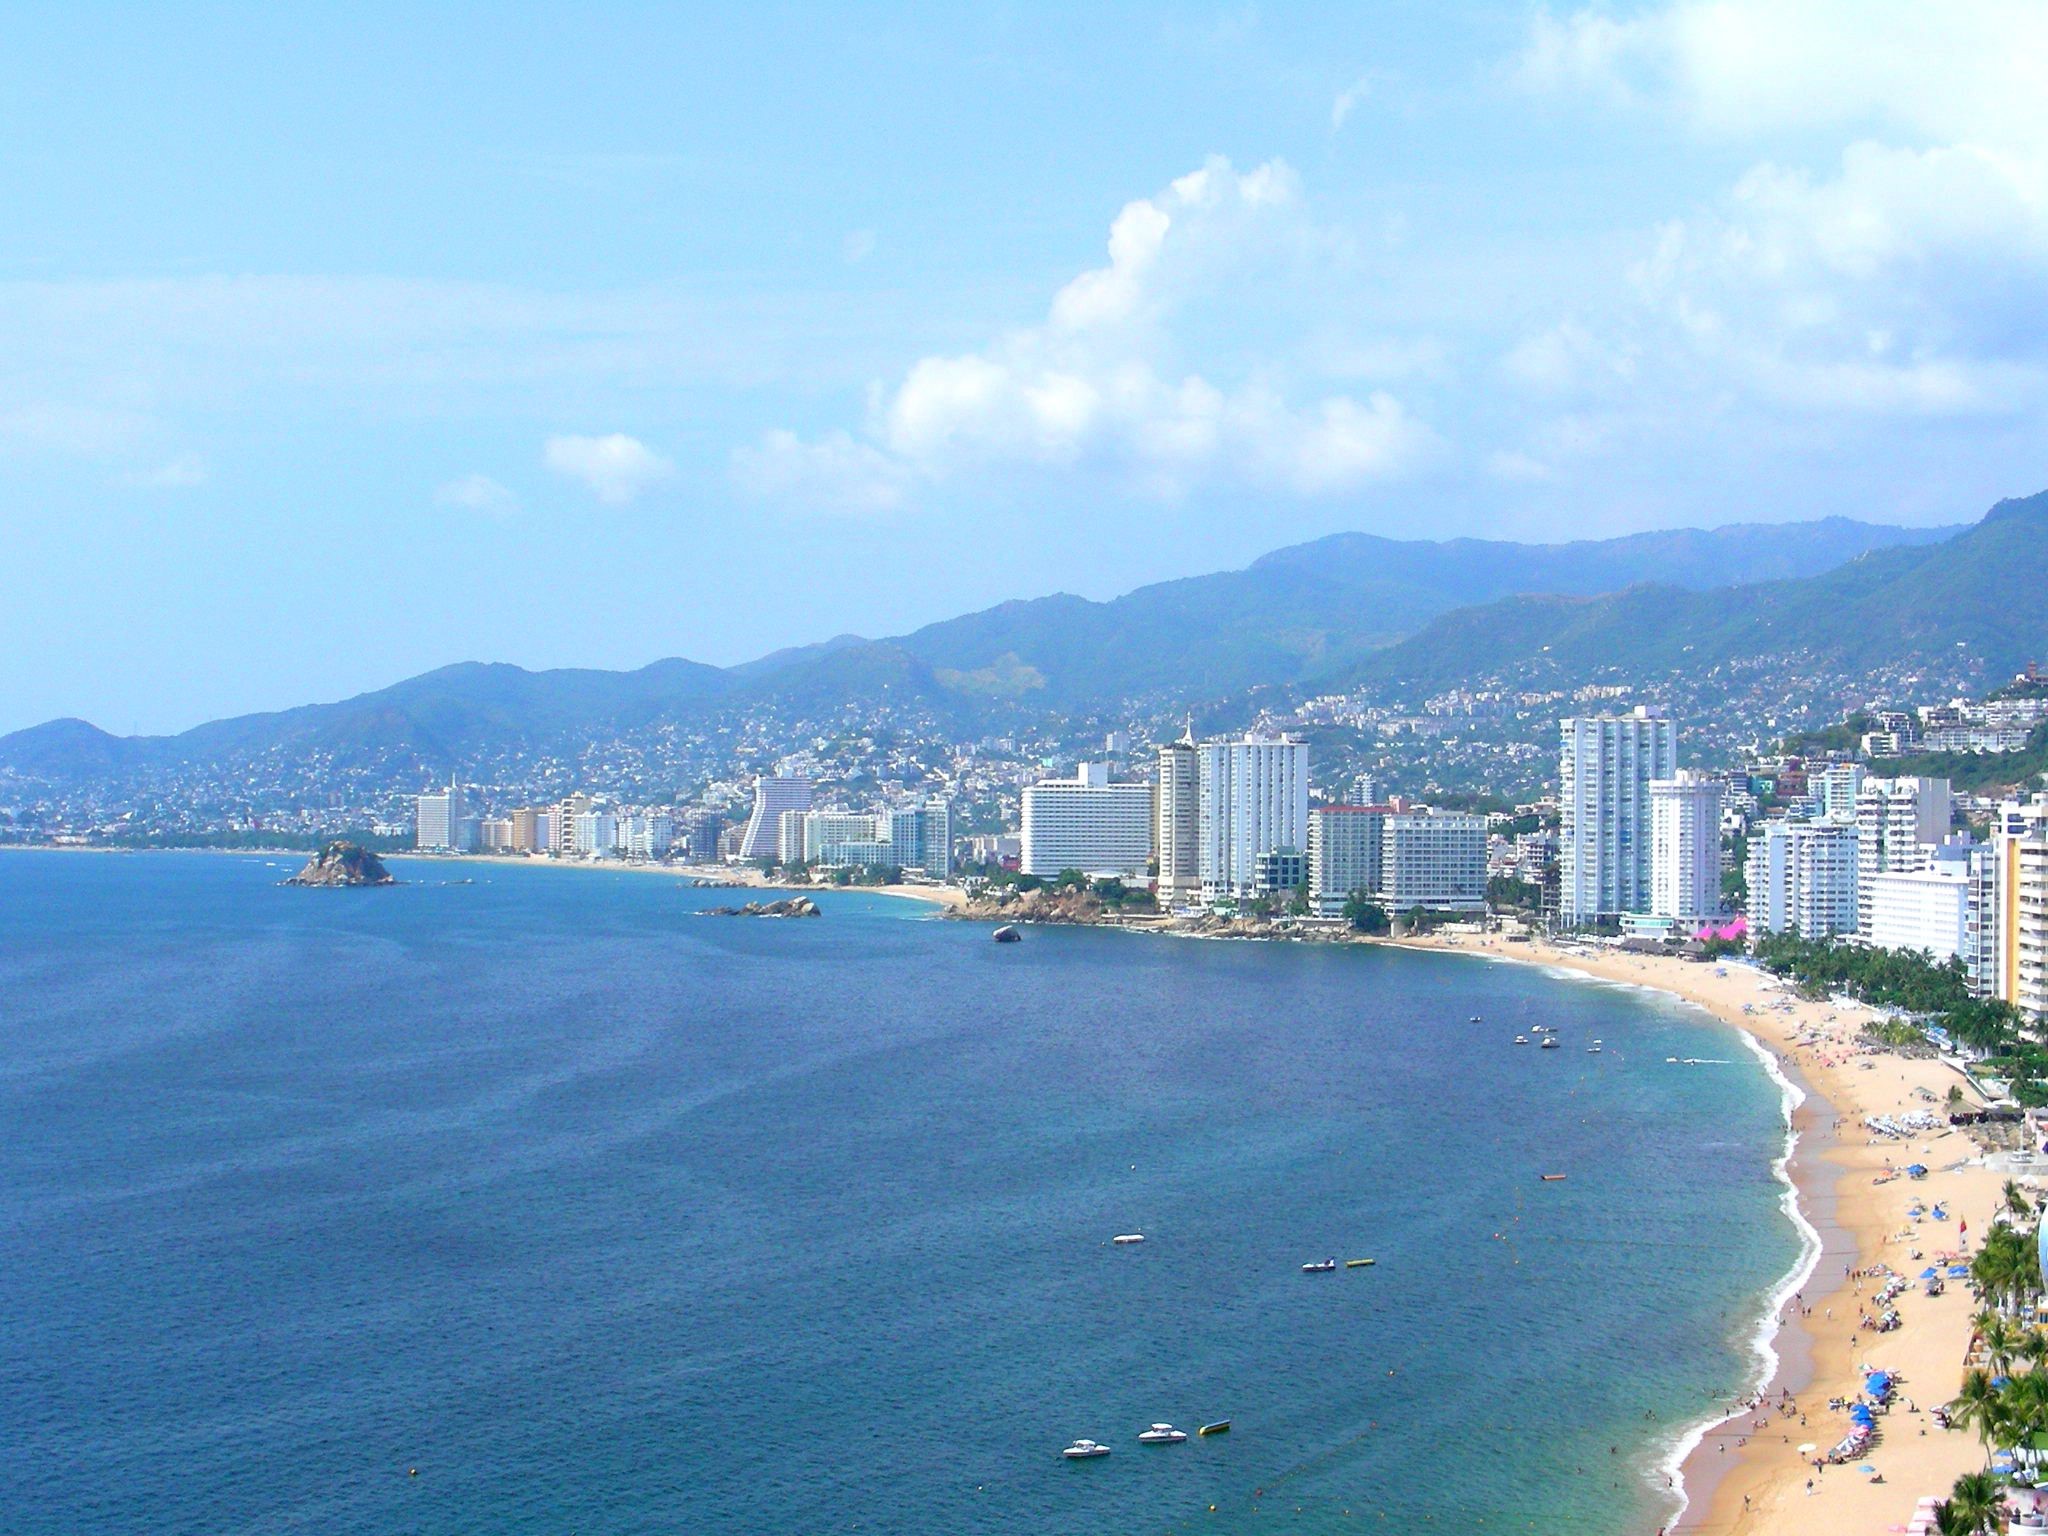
[120,453,208,489]
[543,433,674,504]
[1510,1,2048,422]
[1330,75,1377,130]
[435,473,518,515]
[731,429,912,513]
[737,156,1438,508]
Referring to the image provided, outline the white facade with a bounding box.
[1156,732,1200,908]
[803,811,882,867]
[415,784,471,851]
[1559,710,1677,922]
[1381,812,1487,912]
[1867,865,1970,963]
[1197,735,1310,903]
[1814,763,1867,823]
[1995,795,2048,1023]
[776,807,809,865]
[1746,820,1858,939]
[1307,805,1387,918]
[739,776,814,861]
[1854,776,1953,937]
[1021,763,1154,879]
[1649,771,1724,923]
[887,801,952,876]
[569,810,617,857]
[618,813,674,860]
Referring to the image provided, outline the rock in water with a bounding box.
[284,842,395,887]
[701,896,820,918]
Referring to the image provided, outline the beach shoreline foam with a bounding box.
[1397,930,2004,1536]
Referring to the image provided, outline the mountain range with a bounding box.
[10,501,2043,786]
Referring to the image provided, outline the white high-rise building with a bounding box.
[1021,763,1154,879]
[1380,812,1487,913]
[887,801,952,877]
[1197,735,1310,903]
[1559,709,1677,922]
[1156,729,1200,908]
[618,813,674,860]
[739,776,814,861]
[569,810,617,857]
[1994,795,2048,1024]
[1814,763,1867,823]
[415,783,469,850]
[1307,804,1388,918]
[803,811,882,867]
[1854,776,1953,937]
[1649,771,1724,924]
[1867,865,1970,963]
[1746,820,1859,939]
[777,808,809,865]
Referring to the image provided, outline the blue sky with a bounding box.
[3,2,2045,734]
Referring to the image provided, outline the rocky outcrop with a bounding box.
[284,841,395,887]
[702,896,821,918]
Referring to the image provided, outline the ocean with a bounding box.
[0,851,1801,1534]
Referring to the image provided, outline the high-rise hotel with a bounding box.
[1196,734,1309,903]
[1559,708,1677,924]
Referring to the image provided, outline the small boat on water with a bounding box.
[1470,1015,1483,1022]
[1345,1257,1375,1268]
[1062,1439,1111,1459]
[1112,1233,1145,1245]
[1587,1040,1603,1053]
[993,925,1022,943]
[1540,1173,1567,1182]
[1137,1423,1188,1444]
[1513,1035,1530,1045]
[1301,1257,1338,1273]
[1198,1420,1232,1436]
[1540,1036,1560,1050]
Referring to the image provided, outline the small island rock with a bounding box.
[701,896,821,918]
[284,841,395,887]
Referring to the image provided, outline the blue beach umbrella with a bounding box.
[1922,1267,1939,1277]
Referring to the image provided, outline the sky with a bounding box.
[3,1,2046,735]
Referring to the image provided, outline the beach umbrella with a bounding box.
[1798,1442,1818,1453]
[1859,1463,1877,1473]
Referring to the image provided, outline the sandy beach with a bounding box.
[439,851,970,909]
[1402,930,2019,1536]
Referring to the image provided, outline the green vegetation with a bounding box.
[1877,721,2048,795]
[1485,875,1542,912]
[1342,890,1390,934]
[1780,711,1877,758]
[1751,931,2026,1051]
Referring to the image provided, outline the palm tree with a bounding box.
[2004,1178,2033,1222]
[1983,1314,2021,1375]
[1947,1469,2004,1534]
[2021,1329,2048,1374]
[1933,1499,1975,1536]
[1953,1369,2005,1464]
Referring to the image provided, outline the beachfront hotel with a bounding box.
[1995,793,2048,1024]
[1155,728,1200,909]
[1020,761,1155,879]
[1307,804,1387,917]
[1559,708,1677,923]
[1648,770,1725,924]
[1197,734,1311,903]
[739,775,814,861]
[1855,775,1956,938]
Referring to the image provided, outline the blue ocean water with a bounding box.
[0,852,1799,1534]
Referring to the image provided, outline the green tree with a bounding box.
[1342,891,1390,934]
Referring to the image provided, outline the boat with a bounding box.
[993,925,1022,943]
[1540,1173,1567,1182]
[1112,1233,1145,1245]
[1137,1423,1188,1444]
[1513,1035,1530,1045]
[1301,1258,1337,1273]
[1586,1040,1603,1053]
[1062,1439,1111,1459]
[1345,1257,1375,1268]
[1470,1015,1483,1022]
[1540,1036,1559,1050]
[1198,1420,1232,1436]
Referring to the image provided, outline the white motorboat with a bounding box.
[1062,1439,1111,1459]
[1540,1036,1559,1049]
[1513,1035,1530,1045]
[1301,1257,1338,1273]
[1587,1040,1603,1054]
[1112,1233,1145,1245]
[1137,1423,1188,1444]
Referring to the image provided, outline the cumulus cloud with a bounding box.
[435,473,519,514]
[544,433,674,504]
[735,156,1438,508]
[1330,75,1377,130]
[1511,1,2048,421]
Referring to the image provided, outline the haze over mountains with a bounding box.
[12,502,2046,787]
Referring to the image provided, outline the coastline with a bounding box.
[1397,931,2003,1536]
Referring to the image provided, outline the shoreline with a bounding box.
[1396,931,2001,1536]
